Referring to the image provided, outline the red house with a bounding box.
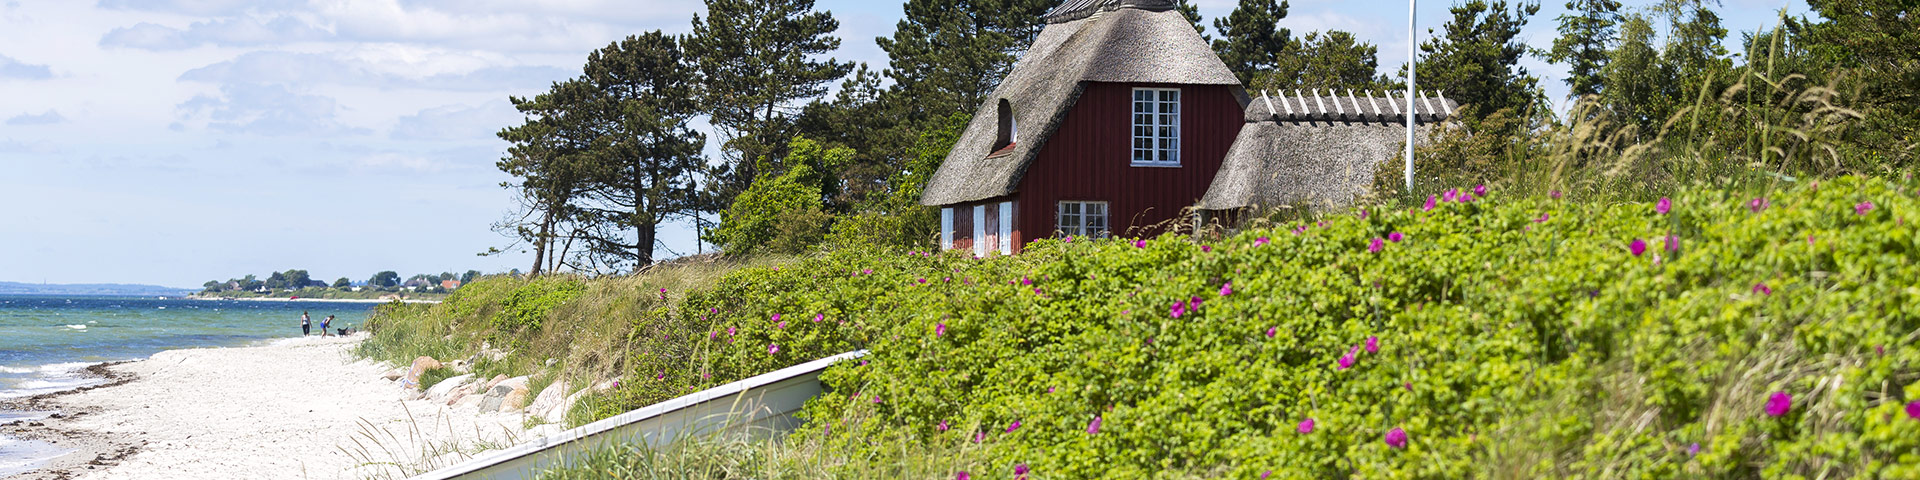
[922,0,1456,255]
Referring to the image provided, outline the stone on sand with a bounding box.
[528,380,569,420]
[424,374,474,401]
[402,356,443,389]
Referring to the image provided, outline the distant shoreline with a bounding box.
[185,295,440,304]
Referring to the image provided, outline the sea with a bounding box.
[0,295,375,477]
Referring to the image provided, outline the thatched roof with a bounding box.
[1198,90,1458,210]
[919,6,1241,207]
[1043,0,1180,24]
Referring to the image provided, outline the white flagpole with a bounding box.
[1404,0,1417,192]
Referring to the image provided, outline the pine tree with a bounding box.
[1547,0,1622,98]
[574,32,707,269]
[685,0,853,213]
[1257,30,1389,93]
[1415,0,1544,120]
[1657,0,1730,101]
[496,80,600,275]
[1212,0,1292,85]
[877,0,1051,118]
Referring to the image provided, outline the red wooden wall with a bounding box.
[1013,82,1243,243]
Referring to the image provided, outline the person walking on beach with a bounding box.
[321,315,333,337]
[301,311,311,336]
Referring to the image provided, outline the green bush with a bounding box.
[571,175,1916,479]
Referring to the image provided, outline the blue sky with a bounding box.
[0,0,1808,288]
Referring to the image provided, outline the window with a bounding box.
[1131,88,1180,166]
[1057,201,1108,237]
[994,99,1016,151]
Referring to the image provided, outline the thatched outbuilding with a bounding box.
[920,0,1458,255]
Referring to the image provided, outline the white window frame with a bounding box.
[1057,201,1109,237]
[997,201,1013,254]
[940,207,954,250]
[972,205,987,257]
[1130,88,1180,167]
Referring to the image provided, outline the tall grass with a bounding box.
[1374,17,1892,208]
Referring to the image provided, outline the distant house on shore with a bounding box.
[921,0,1456,255]
[440,279,462,290]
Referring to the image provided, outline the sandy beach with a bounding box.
[5,335,552,480]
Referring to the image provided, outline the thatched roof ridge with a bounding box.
[1044,0,1181,24]
[1198,92,1459,211]
[920,7,1240,206]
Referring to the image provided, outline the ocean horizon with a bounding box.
[0,295,378,400]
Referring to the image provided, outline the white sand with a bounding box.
[48,335,551,480]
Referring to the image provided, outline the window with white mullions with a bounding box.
[1131,88,1179,166]
[1057,201,1108,237]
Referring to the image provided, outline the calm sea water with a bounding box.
[0,295,375,399]
[0,295,376,476]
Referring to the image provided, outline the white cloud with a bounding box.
[99,16,331,50]
[5,109,64,125]
[94,0,306,17]
[175,83,370,136]
[178,50,571,92]
[0,53,51,79]
[391,101,520,141]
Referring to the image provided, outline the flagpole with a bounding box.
[1404,0,1417,192]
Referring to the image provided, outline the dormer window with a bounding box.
[993,99,1017,153]
[1131,88,1179,166]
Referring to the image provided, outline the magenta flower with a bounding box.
[1087,416,1102,434]
[937,322,949,337]
[1461,192,1476,203]
[1064,235,1074,243]
[956,472,969,480]
[938,420,949,431]
[1169,302,1184,319]
[1337,345,1359,370]
[655,371,665,380]
[1021,277,1031,285]
[1007,420,1021,433]
[1629,239,1647,257]
[1753,283,1772,296]
[1474,184,1488,197]
[768,343,779,354]
[1655,197,1671,214]
[1404,382,1413,391]
[814,313,824,323]
[973,431,984,443]
[726,326,736,336]
[872,395,882,403]
[1856,201,1874,215]
[1423,195,1438,211]
[1014,464,1030,476]
[1265,326,1276,338]
[1255,236,1270,247]
[1749,197,1769,213]
[1366,336,1379,353]
[1443,188,1459,202]
[1907,400,1919,419]
[1297,418,1315,434]
[1202,245,1212,252]
[1550,189,1563,199]
[771,313,781,323]
[1765,391,1792,417]
[861,269,872,275]
[1384,427,1408,448]
[777,321,787,329]
[1535,213,1550,223]
[917,278,927,284]
[1664,234,1680,252]
[1134,239,1147,248]
[1369,238,1385,253]
[1220,281,1233,296]
[1387,231,1403,243]
[1689,443,1700,456]
[1188,296,1203,311]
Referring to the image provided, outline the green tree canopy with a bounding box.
[1415,0,1545,120]
[1211,0,1291,84]
[686,0,853,211]
[1547,0,1623,98]
[368,271,400,288]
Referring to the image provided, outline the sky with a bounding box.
[0,0,1810,288]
